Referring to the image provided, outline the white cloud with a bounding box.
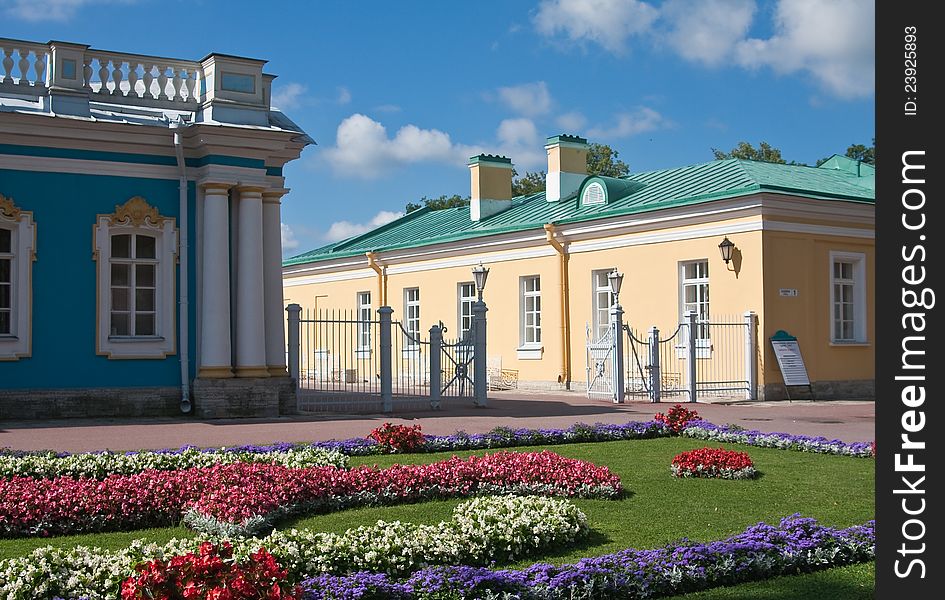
[323,114,470,177]
[373,104,401,113]
[533,0,658,54]
[324,211,403,242]
[2,0,133,21]
[587,107,667,139]
[556,111,587,133]
[270,83,306,110]
[497,81,552,116]
[336,86,352,105]
[659,0,756,66]
[281,223,300,253]
[733,0,874,98]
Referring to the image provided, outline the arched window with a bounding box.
[94,197,177,359]
[0,194,35,360]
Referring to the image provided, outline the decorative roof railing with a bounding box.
[1,38,271,115]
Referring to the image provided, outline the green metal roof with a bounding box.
[285,157,875,267]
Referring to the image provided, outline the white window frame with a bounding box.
[829,251,867,344]
[0,195,35,360]
[94,197,177,359]
[582,181,605,206]
[518,275,542,359]
[591,269,614,341]
[458,282,476,339]
[403,287,420,350]
[678,260,711,359]
[356,291,372,352]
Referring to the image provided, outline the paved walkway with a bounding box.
[0,391,874,453]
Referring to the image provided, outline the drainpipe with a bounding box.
[544,223,571,390]
[365,251,387,306]
[170,120,192,414]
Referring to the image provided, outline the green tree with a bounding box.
[510,142,630,195]
[511,170,546,196]
[586,142,630,178]
[711,141,786,164]
[405,194,470,213]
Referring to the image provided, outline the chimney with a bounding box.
[469,154,513,221]
[545,134,588,202]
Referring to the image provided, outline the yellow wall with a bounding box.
[761,224,875,386]
[283,210,874,395]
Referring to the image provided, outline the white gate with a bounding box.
[585,323,614,398]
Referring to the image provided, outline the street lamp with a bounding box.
[718,236,735,265]
[472,262,490,301]
[608,268,624,305]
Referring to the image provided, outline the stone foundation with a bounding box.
[761,379,875,401]
[192,377,287,419]
[0,387,183,420]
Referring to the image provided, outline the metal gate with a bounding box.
[588,310,757,403]
[622,312,757,403]
[286,304,488,413]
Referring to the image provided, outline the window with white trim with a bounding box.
[357,291,372,349]
[520,276,541,345]
[679,260,711,359]
[109,233,157,336]
[830,252,867,343]
[0,227,11,336]
[94,197,177,359]
[582,181,605,206]
[592,269,614,340]
[0,195,35,360]
[403,287,420,348]
[458,282,476,339]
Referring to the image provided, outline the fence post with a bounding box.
[744,310,757,401]
[429,323,443,409]
[686,310,698,403]
[378,306,393,412]
[610,303,625,404]
[472,300,488,407]
[286,303,301,391]
[649,326,661,403]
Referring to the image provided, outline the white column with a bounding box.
[263,189,288,376]
[234,186,270,377]
[197,182,234,378]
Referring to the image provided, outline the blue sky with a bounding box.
[2,0,875,256]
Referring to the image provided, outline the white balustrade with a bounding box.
[0,41,49,90]
[83,51,202,105]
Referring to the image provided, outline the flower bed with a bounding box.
[671,447,756,479]
[0,496,588,599]
[301,515,876,599]
[0,451,620,538]
[681,421,874,457]
[0,445,348,479]
[120,542,300,600]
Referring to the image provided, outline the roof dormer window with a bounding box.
[582,181,605,206]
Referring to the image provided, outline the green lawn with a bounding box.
[662,562,875,600]
[0,437,875,594]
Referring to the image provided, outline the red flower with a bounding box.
[121,543,299,600]
[367,423,425,453]
[654,404,701,434]
[671,447,755,479]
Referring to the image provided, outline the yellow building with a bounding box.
[283,136,874,401]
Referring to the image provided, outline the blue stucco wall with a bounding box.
[0,169,198,389]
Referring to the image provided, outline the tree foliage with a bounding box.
[405,194,469,214]
[711,141,787,164]
[586,142,630,178]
